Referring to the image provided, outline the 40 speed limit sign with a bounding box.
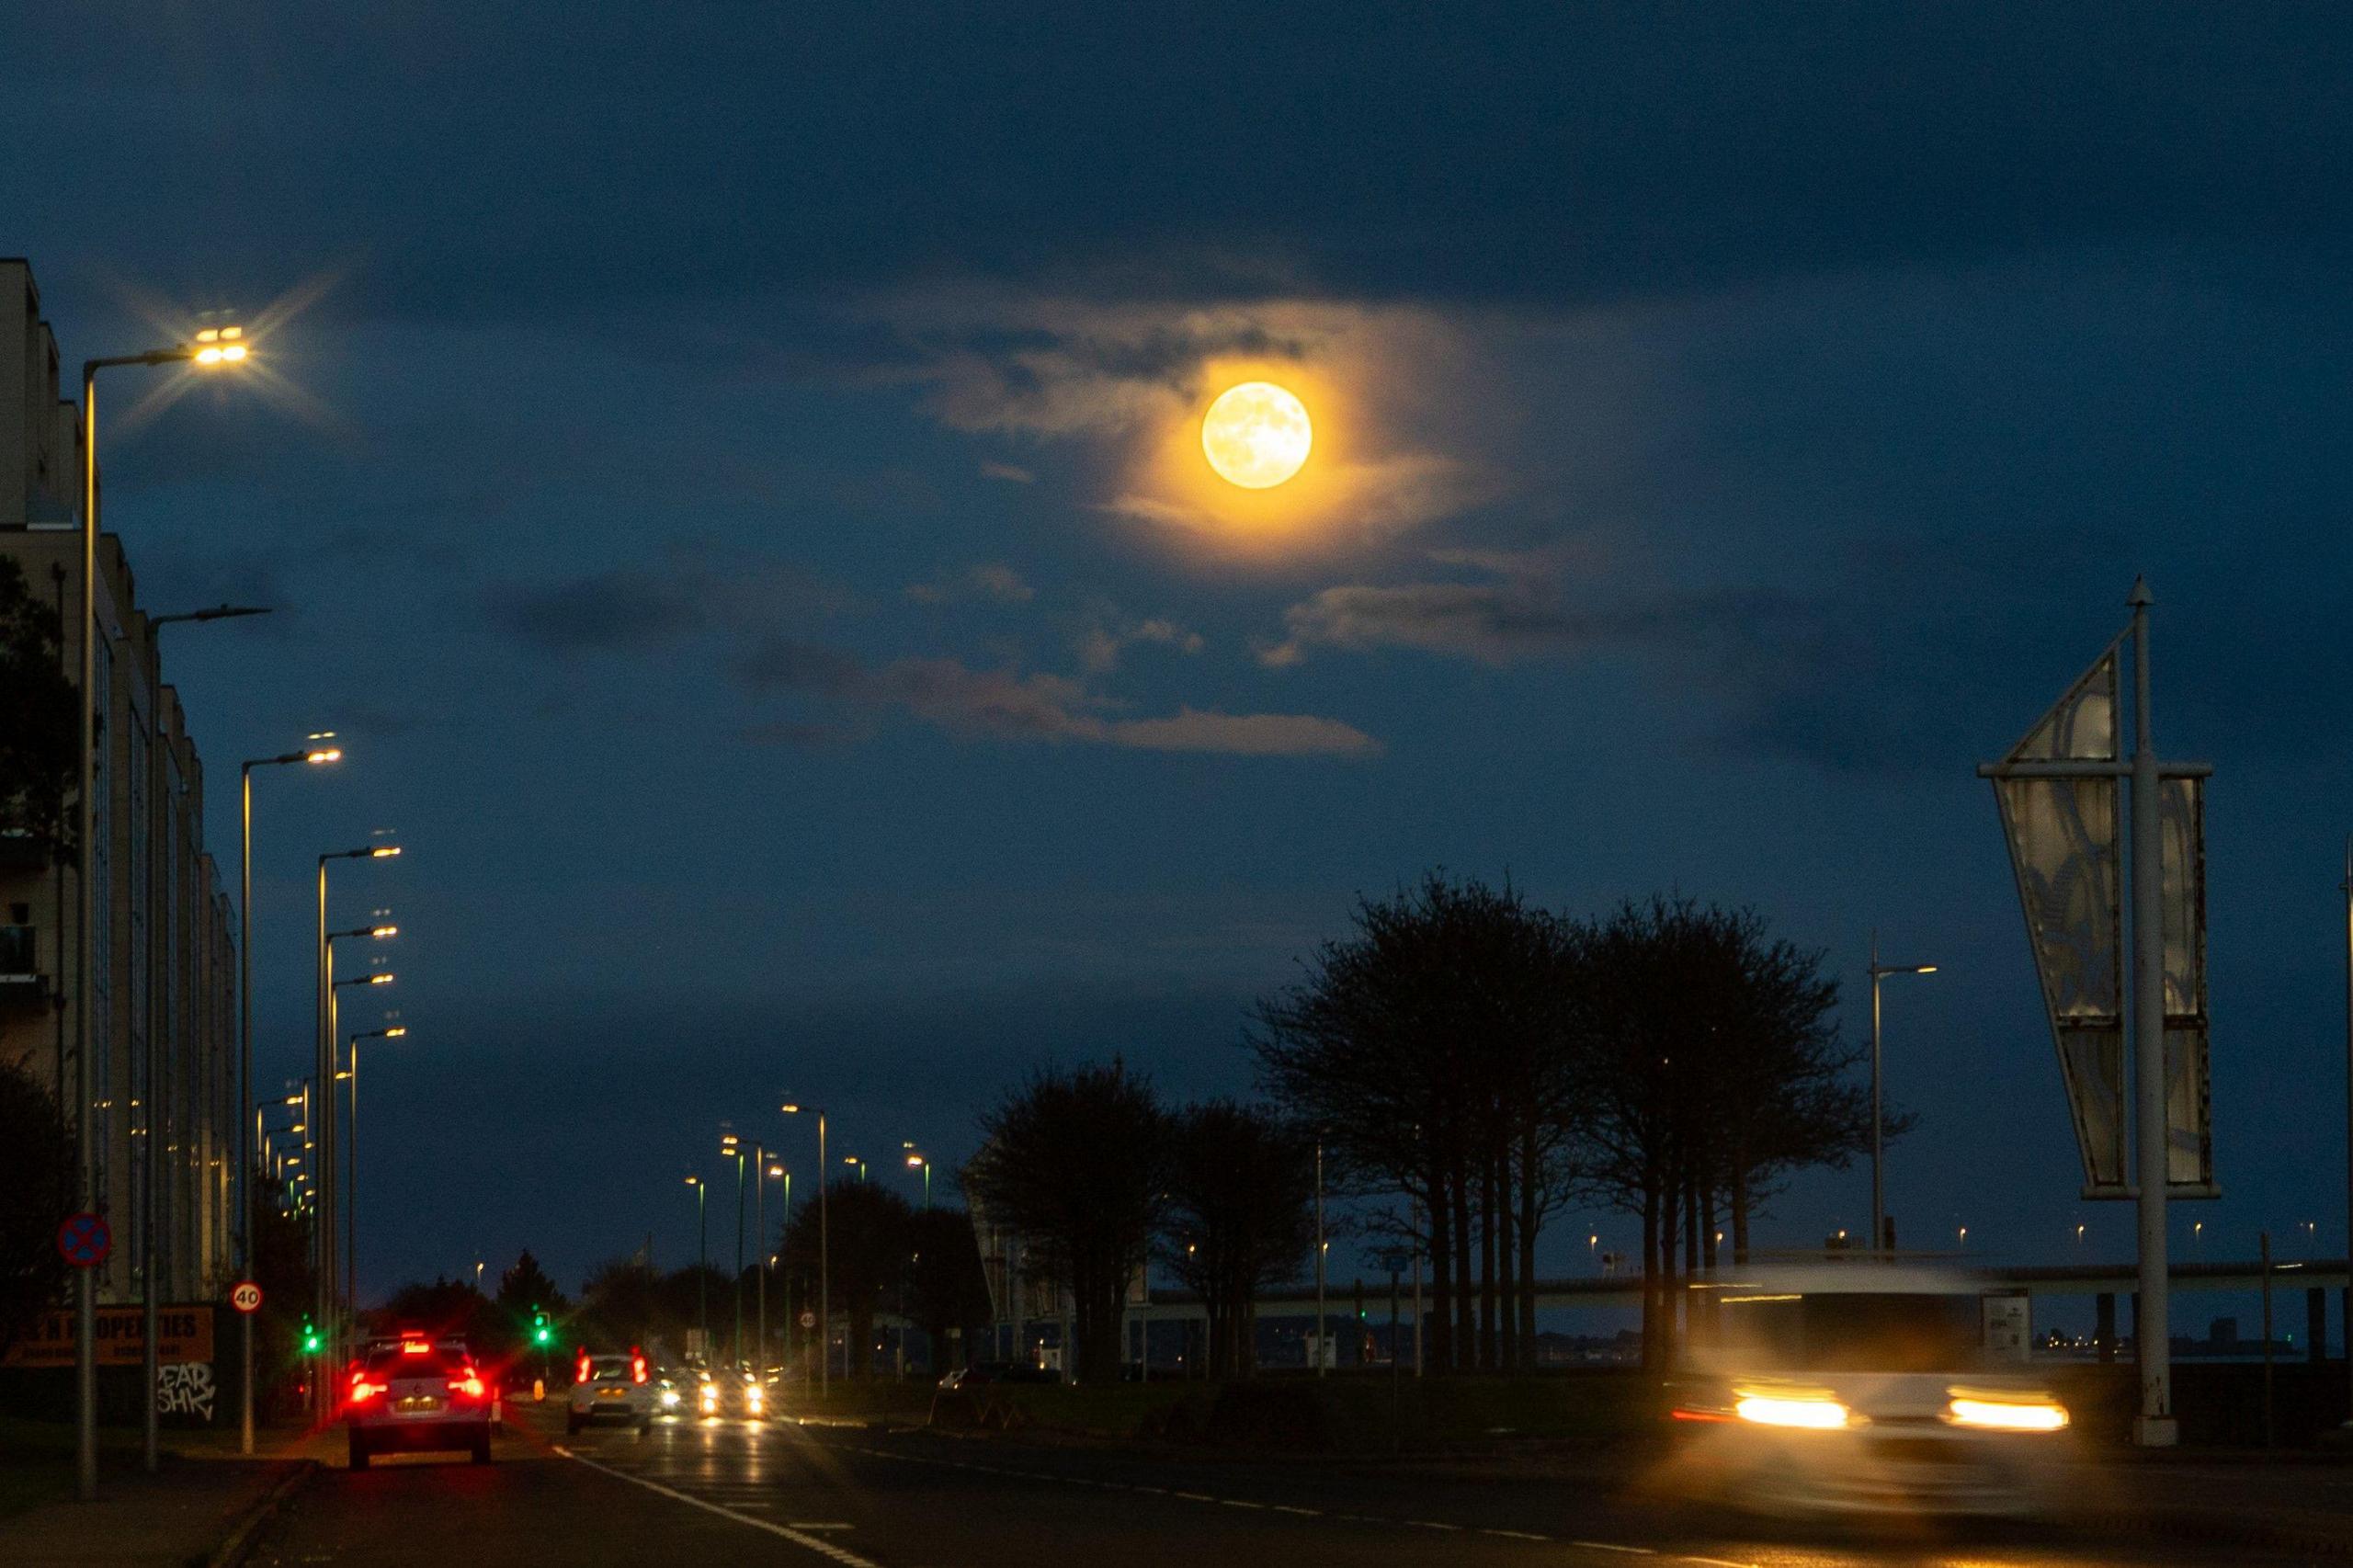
[231,1281,264,1313]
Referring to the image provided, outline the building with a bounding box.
[0,257,241,1306]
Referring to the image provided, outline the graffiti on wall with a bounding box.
[156,1361,216,1423]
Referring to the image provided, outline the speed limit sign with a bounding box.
[798,1311,816,1329]
[231,1281,264,1313]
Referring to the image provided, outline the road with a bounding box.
[248,1408,2329,1568]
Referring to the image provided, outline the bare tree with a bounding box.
[1156,1100,1315,1378]
[781,1182,911,1381]
[962,1062,1165,1386]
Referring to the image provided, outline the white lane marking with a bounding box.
[1269,1506,1321,1517]
[1481,1528,1551,1541]
[554,1444,885,1568]
[1174,1491,1216,1502]
[1568,1544,1655,1556]
[1220,1499,1267,1510]
[1405,1520,1462,1531]
[790,1523,858,1531]
[1674,1558,1755,1568]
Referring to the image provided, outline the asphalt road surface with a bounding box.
[249,1410,2327,1568]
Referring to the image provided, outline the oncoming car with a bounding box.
[566,1349,656,1432]
[689,1365,767,1421]
[1663,1266,2073,1517]
[346,1335,494,1469]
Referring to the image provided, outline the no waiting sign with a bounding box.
[56,1213,110,1269]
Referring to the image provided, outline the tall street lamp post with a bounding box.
[685,1176,708,1356]
[904,1145,930,1209]
[75,324,253,1501]
[781,1105,827,1394]
[2342,835,2351,1424]
[237,741,337,1452]
[315,844,399,1409]
[1868,932,1938,1255]
[139,605,269,1474]
[342,1025,407,1327]
[329,923,396,1318]
[722,1132,745,1367]
[757,1155,785,1372]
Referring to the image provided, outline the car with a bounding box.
[688,1364,767,1420]
[938,1360,1061,1389]
[1664,1265,2074,1517]
[566,1349,656,1432]
[345,1335,494,1470]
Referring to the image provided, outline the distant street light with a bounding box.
[780,1104,829,1394]
[1868,931,1938,1255]
[315,842,401,1408]
[343,1027,410,1319]
[904,1151,931,1209]
[686,1176,709,1354]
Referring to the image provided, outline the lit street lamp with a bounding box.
[685,1176,710,1356]
[74,324,255,1499]
[781,1104,829,1394]
[315,843,400,1409]
[904,1149,931,1210]
[757,1158,787,1373]
[722,1131,745,1367]
[1868,932,1938,1255]
[342,1027,409,1324]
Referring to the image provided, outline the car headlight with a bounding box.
[1946,1394,2068,1432]
[659,1388,680,1408]
[1733,1391,1855,1430]
[746,1386,763,1409]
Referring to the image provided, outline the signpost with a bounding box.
[231,1282,263,1314]
[56,1213,110,1270]
[1982,579,2214,1448]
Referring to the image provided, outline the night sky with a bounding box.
[8,6,2353,1320]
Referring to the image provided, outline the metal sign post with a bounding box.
[1981,579,2214,1449]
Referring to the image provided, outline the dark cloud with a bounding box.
[733,633,1376,757]
[13,7,2348,328]
[487,567,703,653]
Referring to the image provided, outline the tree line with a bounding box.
[953,876,1874,1381]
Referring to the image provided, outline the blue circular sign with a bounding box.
[56,1212,110,1268]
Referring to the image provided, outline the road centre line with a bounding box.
[555,1444,886,1568]
[830,1437,1750,1566]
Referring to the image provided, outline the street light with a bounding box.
[315,843,401,1411]
[1868,931,1938,1255]
[75,327,261,1488]
[721,1131,746,1368]
[905,1152,931,1209]
[756,1156,788,1374]
[685,1176,709,1357]
[343,1027,409,1325]
[235,738,338,1454]
[781,1104,829,1394]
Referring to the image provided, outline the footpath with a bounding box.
[0,1425,338,1568]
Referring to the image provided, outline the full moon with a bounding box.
[1201,381,1313,489]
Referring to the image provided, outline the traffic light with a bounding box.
[531,1306,551,1346]
[299,1314,322,1355]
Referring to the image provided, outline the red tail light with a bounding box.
[447,1369,485,1400]
[575,1351,592,1383]
[348,1375,387,1405]
[631,1352,647,1385]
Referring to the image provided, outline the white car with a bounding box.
[1664,1265,2074,1517]
[565,1350,656,1433]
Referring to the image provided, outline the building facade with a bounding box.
[0,257,241,1306]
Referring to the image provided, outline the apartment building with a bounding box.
[1,257,241,1305]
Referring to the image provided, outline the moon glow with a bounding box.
[1201,381,1313,489]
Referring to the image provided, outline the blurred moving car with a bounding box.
[1663,1266,2072,1517]
[566,1348,656,1433]
[938,1361,1061,1389]
[345,1335,494,1470]
[691,1364,767,1420]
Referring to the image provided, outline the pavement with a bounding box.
[220,1399,2353,1568]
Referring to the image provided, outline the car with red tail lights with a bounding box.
[1663,1265,2073,1517]
[345,1335,494,1470]
[566,1348,658,1432]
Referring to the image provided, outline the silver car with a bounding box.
[566,1350,657,1432]
[345,1336,494,1469]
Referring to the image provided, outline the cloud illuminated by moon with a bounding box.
[1201,381,1312,488]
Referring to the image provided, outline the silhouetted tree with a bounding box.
[962,1062,1166,1386]
[780,1182,911,1380]
[1155,1100,1315,1379]
[1253,875,1583,1372]
[0,1057,72,1357]
[904,1207,992,1374]
[577,1257,668,1358]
